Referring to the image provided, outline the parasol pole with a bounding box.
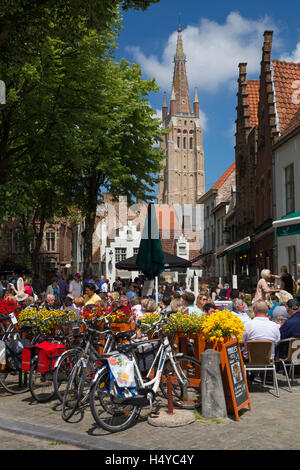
[155,276,158,304]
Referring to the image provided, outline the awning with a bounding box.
[222,236,251,256]
[273,211,300,237]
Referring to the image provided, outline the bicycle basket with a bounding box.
[134,341,160,373]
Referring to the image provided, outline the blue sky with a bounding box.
[115,0,300,194]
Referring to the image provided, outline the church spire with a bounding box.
[171,25,192,115]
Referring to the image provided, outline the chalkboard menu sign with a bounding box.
[218,339,251,421]
[226,343,248,408]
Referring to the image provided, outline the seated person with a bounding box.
[202,302,216,316]
[242,300,280,361]
[44,293,57,310]
[232,298,251,326]
[276,299,300,359]
[130,296,142,321]
[84,283,101,306]
[271,290,292,325]
[182,292,203,316]
[170,297,184,314]
[160,295,172,314]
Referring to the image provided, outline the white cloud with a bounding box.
[280,41,300,62]
[126,11,278,93]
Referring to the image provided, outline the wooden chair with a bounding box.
[244,340,280,398]
[275,337,300,386]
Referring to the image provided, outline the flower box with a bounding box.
[110,322,134,333]
[172,329,206,363]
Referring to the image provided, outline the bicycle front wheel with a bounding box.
[160,355,201,409]
[90,366,140,433]
[0,370,29,394]
[29,359,55,403]
[61,357,93,421]
[53,349,82,403]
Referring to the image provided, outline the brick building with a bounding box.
[252,31,300,279]
[198,162,236,282]
[0,218,73,285]
[231,31,300,288]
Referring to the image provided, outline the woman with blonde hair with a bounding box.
[141,298,157,316]
[196,291,209,314]
[170,298,184,313]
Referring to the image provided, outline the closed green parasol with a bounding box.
[136,202,165,280]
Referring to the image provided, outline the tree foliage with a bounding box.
[0,5,165,275]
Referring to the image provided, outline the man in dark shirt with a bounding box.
[280,266,294,295]
[277,299,300,358]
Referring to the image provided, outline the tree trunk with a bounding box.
[0,109,11,186]
[31,215,46,275]
[82,173,99,280]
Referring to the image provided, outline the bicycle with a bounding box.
[54,312,118,403]
[89,315,201,433]
[61,317,137,422]
[28,313,74,403]
[0,312,34,394]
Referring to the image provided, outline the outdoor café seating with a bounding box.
[275,337,300,386]
[244,340,280,398]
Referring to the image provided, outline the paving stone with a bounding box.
[0,371,299,450]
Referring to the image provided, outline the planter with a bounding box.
[109,322,135,333]
[173,329,206,362]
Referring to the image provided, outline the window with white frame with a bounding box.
[133,247,139,256]
[115,248,127,263]
[285,164,295,215]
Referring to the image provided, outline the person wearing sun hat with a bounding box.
[15,291,29,309]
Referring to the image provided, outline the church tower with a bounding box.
[158,26,205,206]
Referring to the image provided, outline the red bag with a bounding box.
[21,345,36,371]
[21,342,66,373]
[36,342,66,373]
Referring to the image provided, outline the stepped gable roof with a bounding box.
[246,79,260,128]
[272,59,300,134]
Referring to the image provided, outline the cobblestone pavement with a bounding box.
[0,371,299,450]
[0,429,83,450]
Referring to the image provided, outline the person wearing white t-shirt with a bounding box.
[242,300,280,360]
[101,279,108,293]
[69,273,83,298]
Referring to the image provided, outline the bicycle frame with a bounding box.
[92,334,187,395]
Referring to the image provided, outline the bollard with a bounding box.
[167,374,174,414]
[201,349,227,418]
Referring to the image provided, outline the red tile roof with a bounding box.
[277,106,300,142]
[272,60,300,134]
[211,162,236,190]
[246,80,260,128]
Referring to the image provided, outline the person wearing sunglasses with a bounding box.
[196,292,209,314]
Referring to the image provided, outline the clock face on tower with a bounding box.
[182,99,186,104]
